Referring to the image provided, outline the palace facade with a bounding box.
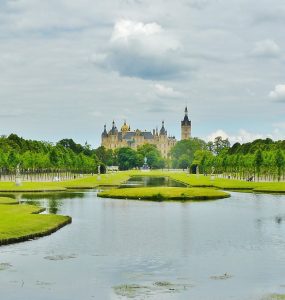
[101,107,191,158]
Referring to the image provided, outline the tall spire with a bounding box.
[181,107,191,140]
[160,120,167,135]
[101,124,108,138]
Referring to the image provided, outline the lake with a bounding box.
[1,190,285,299]
[120,176,188,188]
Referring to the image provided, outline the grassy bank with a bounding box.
[0,171,283,194]
[0,182,66,192]
[263,294,285,300]
[128,171,285,193]
[0,197,18,205]
[62,172,131,189]
[0,172,130,192]
[98,187,230,201]
[0,199,71,246]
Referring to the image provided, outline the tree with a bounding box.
[178,154,190,170]
[137,144,165,169]
[116,147,138,170]
[170,138,207,168]
[254,149,263,181]
[213,136,230,155]
[94,146,114,166]
[275,149,285,181]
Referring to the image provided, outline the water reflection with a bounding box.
[20,192,85,214]
[1,191,285,300]
[21,191,84,201]
[121,176,187,188]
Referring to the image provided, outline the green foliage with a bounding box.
[137,144,165,169]
[212,136,230,155]
[116,147,138,170]
[0,134,98,174]
[254,149,263,180]
[171,138,207,168]
[275,149,285,181]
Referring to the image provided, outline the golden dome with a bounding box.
[121,121,130,132]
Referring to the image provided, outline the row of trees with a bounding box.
[0,135,99,180]
[1,133,284,181]
[95,144,165,170]
[191,139,285,181]
[167,136,285,181]
[0,134,166,180]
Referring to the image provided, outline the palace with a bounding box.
[101,107,191,158]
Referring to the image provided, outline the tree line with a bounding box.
[184,137,285,181]
[1,133,284,182]
[0,134,98,180]
[0,134,165,180]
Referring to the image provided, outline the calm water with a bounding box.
[1,191,285,299]
[121,176,187,188]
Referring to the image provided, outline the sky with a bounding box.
[0,0,284,147]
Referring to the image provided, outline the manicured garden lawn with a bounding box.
[0,197,18,205]
[128,171,285,193]
[62,172,131,189]
[98,187,230,201]
[0,181,66,192]
[0,170,283,194]
[0,200,71,245]
[0,172,131,192]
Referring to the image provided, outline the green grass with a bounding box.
[0,199,71,245]
[0,181,66,192]
[0,172,131,192]
[0,171,283,194]
[0,197,18,205]
[98,187,230,201]
[128,171,285,193]
[262,294,285,300]
[62,172,131,189]
[253,183,285,193]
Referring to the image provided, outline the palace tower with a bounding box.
[181,106,191,140]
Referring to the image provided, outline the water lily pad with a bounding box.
[0,263,12,271]
[44,254,77,261]
[210,273,233,280]
[113,280,193,298]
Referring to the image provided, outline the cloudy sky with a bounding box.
[0,0,284,147]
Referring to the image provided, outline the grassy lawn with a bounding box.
[0,172,131,192]
[0,197,18,205]
[62,172,131,189]
[0,199,71,245]
[98,187,230,201]
[128,171,285,193]
[0,181,66,192]
[0,171,283,194]
[263,295,285,300]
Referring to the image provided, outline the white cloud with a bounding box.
[269,84,285,102]
[206,126,285,145]
[206,129,264,145]
[95,19,186,80]
[206,130,230,142]
[153,83,183,98]
[111,19,162,42]
[251,39,281,58]
[0,0,285,147]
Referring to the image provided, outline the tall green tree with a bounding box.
[254,149,263,181]
[275,149,285,181]
[170,138,207,168]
